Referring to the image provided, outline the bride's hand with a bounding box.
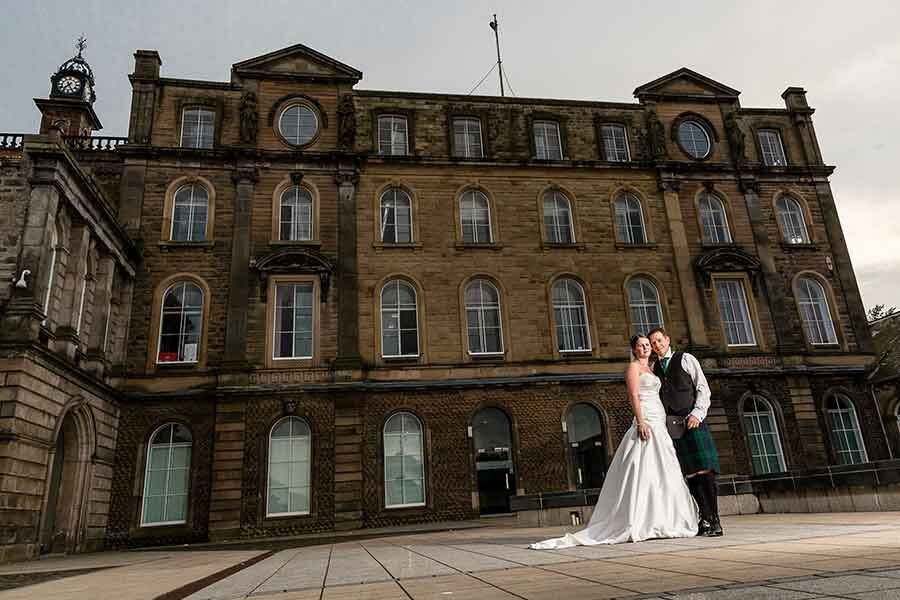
[637,422,651,441]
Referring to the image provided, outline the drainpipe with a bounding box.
[870,384,894,460]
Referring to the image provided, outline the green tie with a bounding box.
[660,357,670,372]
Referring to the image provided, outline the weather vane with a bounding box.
[76,35,87,57]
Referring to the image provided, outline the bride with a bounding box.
[530,334,698,548]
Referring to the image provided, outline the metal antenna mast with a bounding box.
[489,14,504,97]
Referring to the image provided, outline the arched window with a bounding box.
[614,193,646,244]
[742,395,786,475]
[552,279,591,352]
[157,281,203,363]
[699,193,731,244]
[380,188,413,243]
[627,278,664,334]
[171,184,209,242]
[279,186,313,241]
[42,223,59,323]
[566,403,606,489]
[278,104,319,146]
[384,412,425,508]
[543,191,575,244]
[460,190,492,244]
[381,280,419,358]
[826,395,868,465]
[797,277,838,345]
[465,280,503,355]
[142,423,192,526]
[267,417,311,516]
[776,196,810,244]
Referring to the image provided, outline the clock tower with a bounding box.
[35,37,103,136]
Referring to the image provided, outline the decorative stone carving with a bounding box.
[694,246,762,289]
[253,247,335,302]
[725,112,746,166]
[644,111,667,160]
[239,91,258,145]
[337,94,356,151]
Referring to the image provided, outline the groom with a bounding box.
[647,328,723,537]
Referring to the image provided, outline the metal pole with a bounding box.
[490,14,504,97]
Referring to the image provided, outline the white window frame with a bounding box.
[459,190,493,244]
[156,281,204,364]
[776,196,810,245]
[383,412,426,509]
[715,278,757,347]
[380,280,420,358]
[533,120,563,160]
[758,129,787,166]
[465,279,504,355]
[826,395,868,465]
[678,120,711,159]
[628,278,664,334]
[266,417,312,517]
[453,117,484,158]
[170,184,209,242]
[699,193,732,244]
[379,188,413,244]
[272,283,314,360]
[279,186,314,242]
[601,123,630,161]
[552,279,592,353]
[615,193,647,244]
[542,191,575,244]
[743,395,787,475]
[378,115,409,156]
[797,277,838,345]
[180,107,215,149]
[140,423,192,527]
[278,103,319,146]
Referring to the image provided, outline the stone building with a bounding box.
[0,41,890,558]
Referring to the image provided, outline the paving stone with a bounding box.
[361,543,457,579]
[252,546,331,596]
[773,574,900,595]
[400,573,520,599]
[324,545,392,586]
[187,549,302,599]
[673,585,820,599]
[398,543,518,572]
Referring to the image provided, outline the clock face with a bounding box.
[57,75,82,94]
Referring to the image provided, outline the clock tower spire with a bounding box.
[34,36,103,136]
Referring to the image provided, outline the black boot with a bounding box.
[700,474,723,537]
[688,477,710,536]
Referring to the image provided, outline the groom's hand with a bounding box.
[687,416,701,429]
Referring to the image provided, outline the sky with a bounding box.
[2,1,898,311]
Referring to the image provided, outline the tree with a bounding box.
[867,304,897,322]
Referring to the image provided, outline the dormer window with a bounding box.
[758,129,787,166]
[181,108,215,149]
[600,124,630,161]
[452,117,483,158]
[533,120,563,160]
[378,115,409,156]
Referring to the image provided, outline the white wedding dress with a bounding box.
[531,372,698,548]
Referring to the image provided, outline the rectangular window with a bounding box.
[758,129,787,166]
[378,115,409,155]
[715,279,757,346]
[533,120,563,160]
[600,124,630,161]
[180,108,215,149]
[452,117,484,158]
[273,283,314,359]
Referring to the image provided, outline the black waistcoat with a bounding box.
[653,352,696,416]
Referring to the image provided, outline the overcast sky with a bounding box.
[3,1,898,311]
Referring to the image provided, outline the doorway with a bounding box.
[471,407,515,514]
[566,403,606,489]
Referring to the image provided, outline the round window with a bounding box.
[278,104,319,146]
[677,120,711,159]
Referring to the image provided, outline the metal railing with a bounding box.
[63,135,128,151]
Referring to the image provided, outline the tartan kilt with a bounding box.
[672,421,720,475]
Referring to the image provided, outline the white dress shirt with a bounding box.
[661,348,711,422]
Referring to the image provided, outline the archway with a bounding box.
[471,407,515,514]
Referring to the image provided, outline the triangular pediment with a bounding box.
[232,43,362,83]
[634,68,740,101]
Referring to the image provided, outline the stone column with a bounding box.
[740,177,804,353]
[207,397,246,540]
[52,224,89,361]
[222,169,256,370]
[786,375,827,468]
[83,257,116,377]
[658,176,709,349]
[333,170,362,371]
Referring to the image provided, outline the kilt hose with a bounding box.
[672,420,720,475]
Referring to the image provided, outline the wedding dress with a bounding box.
[531,372,698,548]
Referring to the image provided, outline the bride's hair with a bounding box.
[629,333,649,361]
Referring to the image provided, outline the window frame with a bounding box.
[825,394,869,465]
[383,412,427,509]
[179,106,216,149]
[676,119,713,160]
[378,186,416,245]
[276,102,321,148]
[451,116,484,159]
[464,279,505,356]
[625,276,665,336]
[265,416,313,518]
[161,177,216,244]
[697,192,733,245]
[532,119,564,160]
[379,279,421,359]
[613,192,648,245]
[458,189,494,245]
[712,275,759,348]
[265,275,320,368]
[758,128,788,167]
[775,195,812,245]
[273,181,319,244]
[155,280,205,365]
[377,114,410,156]
[541,189,577,245]
[140,423,192,528]
[599,123,630,162]
[741,394,787,475]
[794,274,840,347]
[42,222,60,325]
[550,277,593,354]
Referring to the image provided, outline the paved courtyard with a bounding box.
[4,513,900,599]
